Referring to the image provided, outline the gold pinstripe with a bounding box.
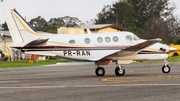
[13,13,47,36]
[146,48,159,51]
[47,41,91,47]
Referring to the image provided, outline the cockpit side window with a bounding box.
[133,36,138,41]
[133,34,140,40]
[126,35,132,41]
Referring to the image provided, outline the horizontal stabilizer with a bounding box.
[10,38,49,48]
[23,38,49,47]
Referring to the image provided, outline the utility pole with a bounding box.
[1,33,5,52]
[116,12,118,26]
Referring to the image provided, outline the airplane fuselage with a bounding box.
[17,32,170,63]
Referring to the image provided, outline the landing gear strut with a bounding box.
[162,59,170,73]
[115,65,125,76]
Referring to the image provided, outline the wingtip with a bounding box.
[150,38,162,42]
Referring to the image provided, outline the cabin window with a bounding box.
[113,36,119,42]
[105,37,111,43]
[69,40,75,44]
[84,38,90,44]
[126,35,132,41]
[97,37,103,43]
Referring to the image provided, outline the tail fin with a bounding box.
[2,9,46,44]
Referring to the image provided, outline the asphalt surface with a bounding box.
[0,62,180,101]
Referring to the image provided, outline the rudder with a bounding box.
[2,9,45,44]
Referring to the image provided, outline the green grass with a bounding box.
[0,56,180,68]
[134,56,180,63]
[0,59,72,68]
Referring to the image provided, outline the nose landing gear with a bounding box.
[162,59,171,73]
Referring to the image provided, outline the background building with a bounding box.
[0,31,12,52]
[58,27,84,35]
[82,24,125,34]
[57,24,125,34]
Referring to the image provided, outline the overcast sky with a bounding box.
[0,0,180,24]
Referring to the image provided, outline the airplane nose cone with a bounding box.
[169,47,177,52]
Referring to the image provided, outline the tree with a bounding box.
[96,5,116,24]
[61,16,83,27]
[176,38,180,44]
[29,16,47,31]
[127,0,176,34]
[43,16,84,33]
[95,0,135,30]
[127,0,175,27]
[43,18,65,33]
[112,0,136,29]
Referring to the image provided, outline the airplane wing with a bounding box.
[106,38,162,58]
[124,38,161,51]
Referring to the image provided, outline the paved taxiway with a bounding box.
[0,62,180,101]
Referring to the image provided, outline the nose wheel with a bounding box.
[162,65,170,73]
[115,66,125,76]
[162,59,171,73]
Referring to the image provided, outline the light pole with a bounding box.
[1,33,5,52]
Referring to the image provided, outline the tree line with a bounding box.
[2,16,85,34]
[95,0,180,44]
[2,0,180,44]
[29,16,85,33]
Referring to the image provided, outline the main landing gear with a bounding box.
[95,64,126,76]
[162,59,171,73]
[95,59,170,76]
[95,67,105,76]
[115,65,125,76]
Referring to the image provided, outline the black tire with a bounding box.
[95,67,105,76]
[115,66,125,76]
[162,65,170,73]
[173,53,178,56]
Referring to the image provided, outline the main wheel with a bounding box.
[162,65,170,73]
[95,67,105,76]
[115,66,125,76]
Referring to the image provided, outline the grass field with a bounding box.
[0,56,180,68]
[0,59,71,68]
[134,56,180,63]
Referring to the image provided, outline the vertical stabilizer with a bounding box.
[2,9,24,43]
[2,9,45,44]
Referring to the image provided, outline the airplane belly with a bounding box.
[25,50,120,61]
[55,50,119,61]
[107,54,169,61]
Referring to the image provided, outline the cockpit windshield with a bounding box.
[133,34,140,40]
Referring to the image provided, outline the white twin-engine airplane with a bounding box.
[3,9,176,76]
